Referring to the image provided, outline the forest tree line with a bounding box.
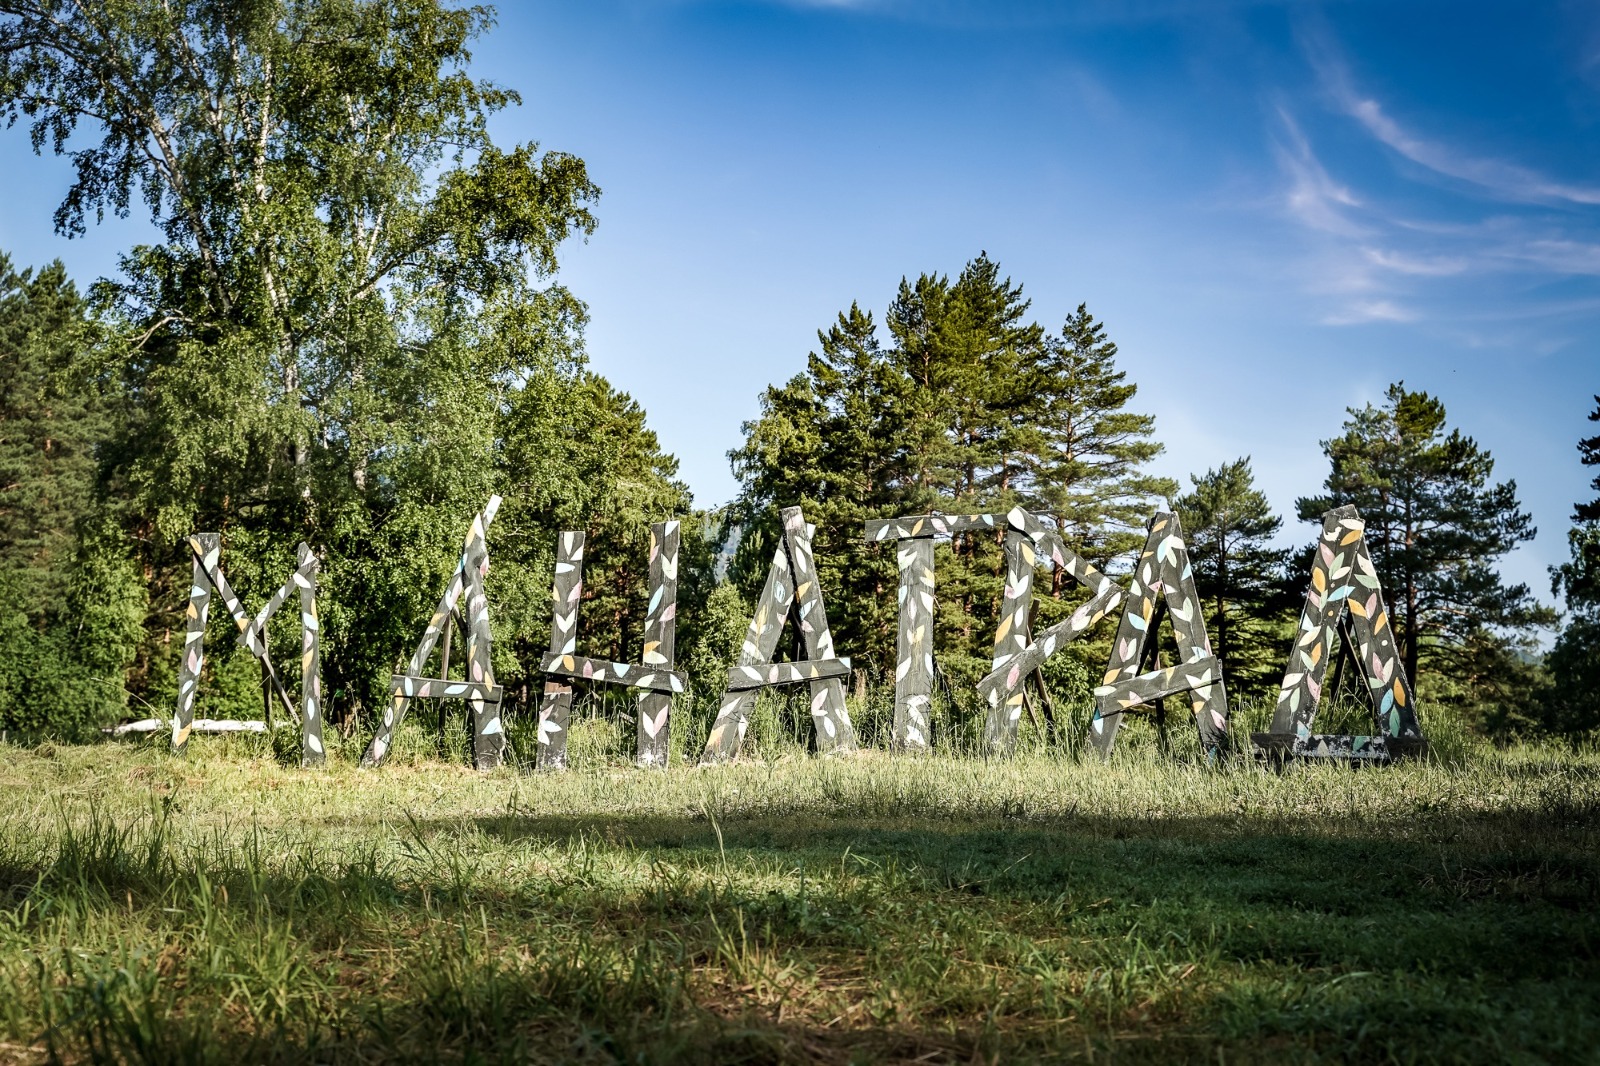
[0,0,1595,747]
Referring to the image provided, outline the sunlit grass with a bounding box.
[0,715,1594,1063]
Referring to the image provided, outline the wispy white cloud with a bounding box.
[1272,105,1364,236]
[1362,247,1468,276]
[1269,21,1600,331]
[1320,299,1418,326]
[1303,33,1600,207]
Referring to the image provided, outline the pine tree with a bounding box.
[0,254,142,737]
[1573,395,1600,523]
[730,257,1176,694]
[1297,382,1550,689]
[1173,457,1288,697]
[1544,394,1600,739]
[1030,304,1177,572]
[0,257,101,607]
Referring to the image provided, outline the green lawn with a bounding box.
[0,728,1595,1063]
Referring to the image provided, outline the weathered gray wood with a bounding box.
[1261,505,1424,760]
[174,533,322,760]
[362,497,501,768]
[462,542,503,771]
[725,657,851,690]
[701,537,794,762]
[1087,512,1229,758]
[536,529,584,770]
[294,545,325,766]
[701,506,854,762]
[976,583,1124,722]
[540,653,686,693]
[890,536,935,751]
[172,534,217,756]
[780,507,856,754]
[390,675,501,702]
[636,521,680,767]
[980,530,1038,755]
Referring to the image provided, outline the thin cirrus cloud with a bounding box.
[1272,34,1600,329]
[1342,93,1600,208]
[1272,105,1364,237]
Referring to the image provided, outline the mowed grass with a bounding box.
[0,722,1595,1064]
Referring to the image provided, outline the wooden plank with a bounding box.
[172,533,216,756]
[362,497,501,768]
[700,538,795,763]
[1087,512,1229,758]
[725,657,851,691]
[540,653,686,693]
[890,536,935,751]
[781,506,855,754]
[636,521,680,767]
[981,529,1037,755]
[536,529,584,770]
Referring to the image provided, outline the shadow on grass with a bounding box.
[3,796,1598,1064]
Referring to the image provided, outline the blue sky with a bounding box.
[1,0,1596,610]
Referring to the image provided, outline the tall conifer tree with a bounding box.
[1173,457,1287,696]
[1297,383,1548,688]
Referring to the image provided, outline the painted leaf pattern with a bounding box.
[1261,505,1425,761]
[173,533,326,767]
[1084,512,1230,759]
[702,506,856,764]
[538,521,682,770]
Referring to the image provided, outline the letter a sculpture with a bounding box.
[1252,505,1426,761]
[701,506,855,762]
[1086,512,1229,758]
[537,521,683,769]
[175,535,324,765]
[362,496,504,770]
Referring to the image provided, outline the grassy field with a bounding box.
[0,718,1595,1064]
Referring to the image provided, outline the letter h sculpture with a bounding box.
[537,520,683,769]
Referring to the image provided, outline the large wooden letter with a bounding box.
[537,521,684,769]
[1087,512,1228,758]
[361,496,503,770]
[702,507,854,762]
[1252,505,1426,761]
[173,535,324,766]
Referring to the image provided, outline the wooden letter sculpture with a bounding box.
[870,507,1096,752]
[1252,505,1426,761]
[536,520,683,769]
[361,496,504,770]
[174,535,324,765]
[701,506,855,762]
[1087,512,1228,758]
[973,512,1126,755]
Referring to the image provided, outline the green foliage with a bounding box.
[730,256,1173,696]
[0,742,1597,1062]
[1174,457,1291,698]
[1541,395,1600,741]
[0,1,702,734]
[0,256,141,736]
[1297,382,1552,691]
[1573,393,1600,523]
[1543,616,1600,740]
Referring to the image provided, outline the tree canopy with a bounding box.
[0,0,701,735]
[730,255,1174,698]
[1296,383,1549,690]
